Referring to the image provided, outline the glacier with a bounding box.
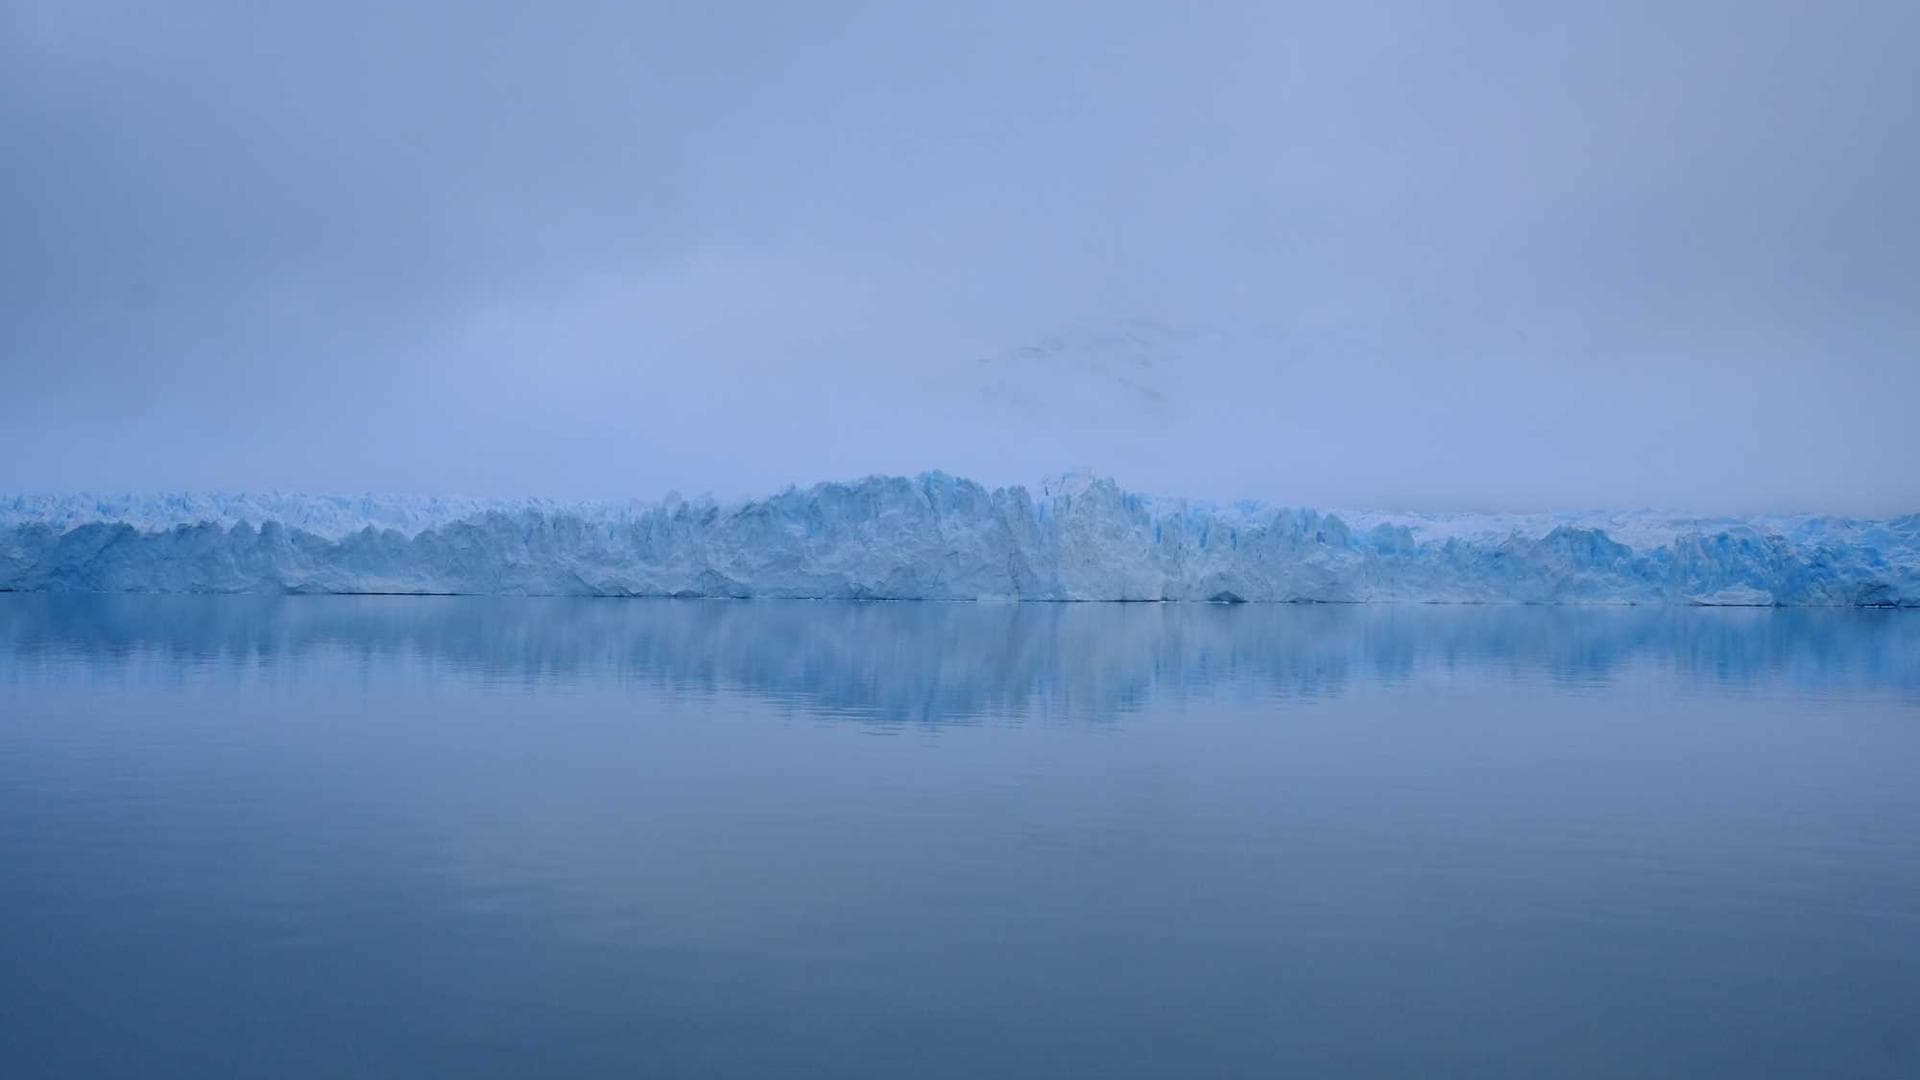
[2,473,1916,605]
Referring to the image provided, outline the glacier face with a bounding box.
[2,473,1916,605]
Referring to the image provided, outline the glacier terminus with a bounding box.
[2,473,1915,606]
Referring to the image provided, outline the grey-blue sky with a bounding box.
[3,1,1916,513]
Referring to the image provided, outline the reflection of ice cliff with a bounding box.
[4,473,1917,605]
[4,597,1915,719]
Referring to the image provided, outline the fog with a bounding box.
[3,1,1916,513]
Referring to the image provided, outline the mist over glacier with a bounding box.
[3,473,1915,606]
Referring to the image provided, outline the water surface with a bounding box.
[2,597,1917,1077]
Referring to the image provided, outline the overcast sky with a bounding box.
[3,1,1916,513]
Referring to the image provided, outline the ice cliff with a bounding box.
[2,473,1916,605]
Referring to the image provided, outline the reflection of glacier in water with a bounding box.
[5,597,1920,1080]
[4,596,1915,719]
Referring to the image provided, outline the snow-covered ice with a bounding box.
[3,473,1915,605]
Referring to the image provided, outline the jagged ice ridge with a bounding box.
[2,473,1916,605]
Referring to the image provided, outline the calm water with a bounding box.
[2,597,1917,1078]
